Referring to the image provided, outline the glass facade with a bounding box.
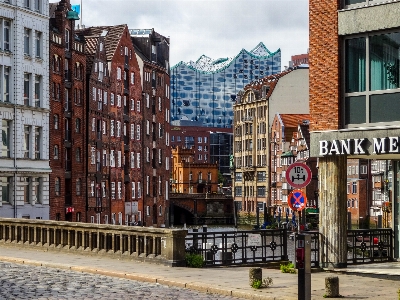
[344,31,400,126]
[171,43,281,128]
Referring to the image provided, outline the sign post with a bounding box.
[296,233,311,300]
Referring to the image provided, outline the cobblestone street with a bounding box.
[0,262,240,300]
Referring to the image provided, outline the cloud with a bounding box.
[69,0,308,68]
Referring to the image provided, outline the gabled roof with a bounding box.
[298,124,310,149]
[77,24,127,61]
[278,114,310,143]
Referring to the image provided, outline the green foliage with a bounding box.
[251,277,273,289]
[252,279,263,289]
[185,253,204,268]
[280,262,297,274]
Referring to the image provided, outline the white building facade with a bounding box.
[0,0,50,219]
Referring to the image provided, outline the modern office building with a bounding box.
[170,43,281,128]
[0,0,51,219]
[309,0,400,266]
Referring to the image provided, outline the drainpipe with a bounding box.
[13,93,17,218]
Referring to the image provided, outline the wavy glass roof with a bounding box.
[172,42,279,74]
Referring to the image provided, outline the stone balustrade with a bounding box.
[0,218,188,267]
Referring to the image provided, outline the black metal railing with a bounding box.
[347,228,393,264]
[185,228,288,267]
[185,228,393,268]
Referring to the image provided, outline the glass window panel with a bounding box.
[345,0,365,5]
[345,95,366,124]
[345,38,366,93]
[370,92,400,123]
[370,32,400,91]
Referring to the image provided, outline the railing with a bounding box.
[347,228,393,264]
[0,218,187,267]
[185,228,288,267]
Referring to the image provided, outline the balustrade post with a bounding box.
[162,229,187,266]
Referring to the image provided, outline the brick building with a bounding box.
[79,25,143,226]
[0,0,51,219]
[309,0,400,265]
[49,0,86,221]
[130,28,171,227]
[171,147,219,194]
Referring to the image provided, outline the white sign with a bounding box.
[286,162,312,188]
[247,234,262,246]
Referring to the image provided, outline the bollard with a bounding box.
[325,276,339,297]
[249,267,262,287]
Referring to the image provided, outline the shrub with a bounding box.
[251,277,273,289]
[185,253,204,268]
[280,262,297,274]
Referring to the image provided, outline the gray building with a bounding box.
[0,0,50,219]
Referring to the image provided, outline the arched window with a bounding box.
[53,145,59,159]
[75,148,81,162]
[55,177,60,195]
[54,114,59,129]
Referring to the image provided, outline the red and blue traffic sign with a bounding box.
[288,190,307,211]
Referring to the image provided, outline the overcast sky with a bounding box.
[68,0,309,69]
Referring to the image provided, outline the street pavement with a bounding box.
[1,245,400,300]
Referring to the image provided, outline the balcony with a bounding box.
[65,159,72,171]
[64,99,72,118]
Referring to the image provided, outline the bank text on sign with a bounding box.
[285,162,312,188]
[288,190,307,212]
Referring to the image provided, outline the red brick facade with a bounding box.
[309,0,340,132]
[49,0,87,222]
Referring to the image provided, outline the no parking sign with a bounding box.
[288,190,307,211]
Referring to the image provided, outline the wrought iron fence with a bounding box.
[347,228,393,264]
[185,228,288,266]
[185,228,393,267]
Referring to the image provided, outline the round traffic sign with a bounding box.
[285,162,312,188]
[288,190,307,211]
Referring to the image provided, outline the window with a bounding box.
[136,124,141,140]
[137,182,141,198]
[1,120,10,158]
[75,118,81,133]
[137,153,140,168]
[24,0,30,8]
[117,94,121,107]
[24,28,31,56]
[116,121,121,137]
[2,66,10,102]
[24,73,30,106]
[257,186,266,197]
[131,183,135,199]
[55,177,60,195]
[75,148,81,162]
[65,29,70,50]
[34,127,41,159]
[1,177,12,204]
[53,114,59,129]
[110,120,115,136]
[111,182,115,199]
[131,72,135,84]
[352,181,357,194]
[53,145,59,159]
[117,67,121,80]
[137,100,141,112]
[34,75,41,107]
[35,31,42,58]
[2,20,10,52]
[23,177,30,204]
[117,182,122,199]
[146,205,150,216]
[110,93,115,106]
[345,32,400,126]
[23,125,30,158]
[76,178,81,195]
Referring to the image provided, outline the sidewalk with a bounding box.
[0,245,400,300]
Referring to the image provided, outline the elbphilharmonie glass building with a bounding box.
[170,43,281,128]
